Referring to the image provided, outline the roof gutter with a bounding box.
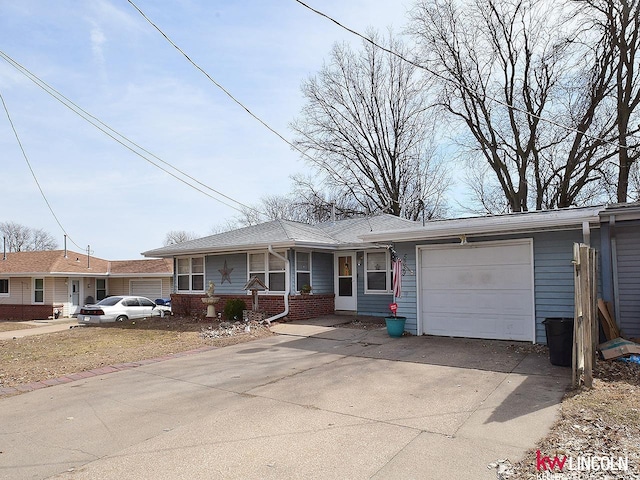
[264,245,290,324]
[361,207,603,243]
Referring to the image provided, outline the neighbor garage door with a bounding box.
[129,279,162,300]
[419,239,534,341]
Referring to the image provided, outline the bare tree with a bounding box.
[229,185,363,228]
[291,30,449,221]
[585,0,640,202]
[163,230,198,246]
[30,228,58,251]
[0,221,58,252]
[289,174,368,223]
[410,0,584,212]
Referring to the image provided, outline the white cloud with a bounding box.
[90,22,106,66]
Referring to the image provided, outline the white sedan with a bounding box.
[78,296,170,324]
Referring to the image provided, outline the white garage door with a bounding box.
[129,279,162,300]
[420,239,534,341]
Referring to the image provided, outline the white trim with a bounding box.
[0,277,9,297]
[295,250,312,293]
[417,238,536,342]
[364,250,391,294]
[247,250,286,294]
[363,207,603,243]
[176,256,205,293]
[334,252,357,311]
[96,278,107,301]
[33,277,44,304]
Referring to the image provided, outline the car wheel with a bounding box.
[116,315,127,322]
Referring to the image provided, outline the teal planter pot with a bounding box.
[385,316,406,338]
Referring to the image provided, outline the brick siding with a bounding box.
[0,304,56,321]
[171,293,335,321]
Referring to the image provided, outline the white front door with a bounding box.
[71,280,80,307]
[335,252,357,311]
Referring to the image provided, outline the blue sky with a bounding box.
[0,1,414,259]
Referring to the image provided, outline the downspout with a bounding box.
[582,221,590,246]
[264,246,290,324]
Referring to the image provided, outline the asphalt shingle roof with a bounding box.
[142,215,422,257]
[0,250,173,275]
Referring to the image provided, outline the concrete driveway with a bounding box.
[0,317,570,479]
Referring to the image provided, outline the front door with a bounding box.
[335,252,357,311]
[71,280,80,308]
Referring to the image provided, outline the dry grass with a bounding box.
[0,317,273,390]
[502,358,640,479]
[0,322,38,333]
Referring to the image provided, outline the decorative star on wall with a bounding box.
[219,260,233,284]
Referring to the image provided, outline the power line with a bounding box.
[0,90,84,251]
[0,50,264,217]
[126,0,383,210]
[293,0,631,152]
[126,0,328,168]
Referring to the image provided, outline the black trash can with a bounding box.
[543,318,574,367]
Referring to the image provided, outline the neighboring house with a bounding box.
[599,203,640,340]
[0,250,173,320]
[143,205,640,344]
[142,215,422,322]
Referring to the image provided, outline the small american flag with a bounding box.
[392,258,402,298]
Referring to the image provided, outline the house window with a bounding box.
[269,253,285,292]
[296,252,311,292]
[0,278,8,296]
[248,251,286,292]
[96,278,107,301]
[34,278,44,303]
[365,251,389,293]
[176,257,205,292]
[249,253,266,284]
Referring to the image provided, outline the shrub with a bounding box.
[223,298,246,321]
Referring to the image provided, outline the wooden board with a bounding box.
[597,299,621,340]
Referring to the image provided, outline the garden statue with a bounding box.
[202,280,220,318]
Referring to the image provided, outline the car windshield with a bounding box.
[96,297,122,306]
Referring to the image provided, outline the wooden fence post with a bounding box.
[573,243,597,389]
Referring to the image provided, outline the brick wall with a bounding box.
[288,294,334,320]
[0,304,56,321]
[171,293,335,321]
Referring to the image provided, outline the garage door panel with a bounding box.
[129,280,162,299]
[423,244,530,267]
[421,265,532,290]
[423,290,533,316]
[420,240,534,342]
[424,313,531,341]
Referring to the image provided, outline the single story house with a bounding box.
[142,215,422,322]
[0,250,173,320]
[143,204,640,344]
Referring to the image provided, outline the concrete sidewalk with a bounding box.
[0,318,80,340]
[0,318,570,480]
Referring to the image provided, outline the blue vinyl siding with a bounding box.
[614,223,640,338]
[311,252,333,294]
[392,229,601,342]
[205,253,247,294]
[532,229,600,344]
[356,254,393,316]
[393,243,418,332]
